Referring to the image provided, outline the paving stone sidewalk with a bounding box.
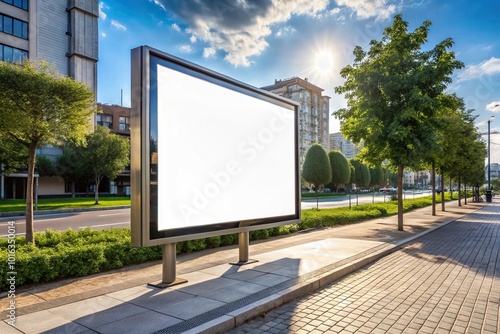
[226,199,500,334]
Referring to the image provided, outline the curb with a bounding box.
[185,214,463,334]
[0,205,131,218]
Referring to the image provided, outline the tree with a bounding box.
[0,133,27,176]
[83,126,130,204]
[349,158,371,189]
[56,142,88,198]
[369,165,384,189]
[0,60,95,243]
[36,156,57,177]
[303,143,331,209]
[328,150,350,192]
[334,15,463,230]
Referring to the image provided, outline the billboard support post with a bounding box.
[229,231,258,266]
[148,243,187,289]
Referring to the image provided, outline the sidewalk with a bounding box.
[0,199,488,334]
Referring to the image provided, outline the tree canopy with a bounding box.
[83,126,130,204]
[0,60,95,243]
[328,150,350,191]
[302,143,331,192]
[334,15,463,230]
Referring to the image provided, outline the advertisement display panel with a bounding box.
[131,46,300,247]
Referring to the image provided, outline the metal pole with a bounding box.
[349,194,351,209]
[162,243,177,283]
[35,177,38,211]
[149,243,187,288]
[488,119,491,191]
[230,231,258,266]
[239,231,249,263]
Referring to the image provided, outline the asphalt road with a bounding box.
[0,209,130,237]
[0,190,433,237]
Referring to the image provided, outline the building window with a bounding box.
[1,0,28,10]
[119,116,130,131]
[0,14,28,39]
[96,114,113,129]
[0,43,27,62]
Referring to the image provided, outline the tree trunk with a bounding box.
[25,142,37,244]
[449,178,453,200]
[397,164,404,231]
[94,176,100,205]
[464,184,467,205]
[71,180,75,198]
[441,171,445,211]
[431,162,436,216]
[458,176,462,206]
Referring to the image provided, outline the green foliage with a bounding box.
[36,155,57,177]
[0,133,27,174]
[302,143,331,191]
[328,150,351,190]
[0,59,95,243]
[56,142,89,196]
[83,126,130,204]
[349,158,371,188]
[369,165,384,188]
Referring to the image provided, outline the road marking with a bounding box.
[97,213,128,217]
[35,217,67,222]
[78,222,129,229]
[0,233,25,237]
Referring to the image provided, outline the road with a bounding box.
[0,209,130,237]
[0,190,432,237]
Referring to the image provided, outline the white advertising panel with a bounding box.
[131,46,300,246]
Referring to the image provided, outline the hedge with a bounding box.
[0,195,452,291]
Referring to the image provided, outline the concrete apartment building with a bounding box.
[0,0,98,199]
[329,132,360,159]
[261,77,330,165]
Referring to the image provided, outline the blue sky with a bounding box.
[97,0,500,161]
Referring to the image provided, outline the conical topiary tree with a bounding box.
[303,143,331,209]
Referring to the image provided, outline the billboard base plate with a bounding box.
[148,278,188,289]
[229,259,259,266]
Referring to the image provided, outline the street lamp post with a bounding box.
[486,115,496,202]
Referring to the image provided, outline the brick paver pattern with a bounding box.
[226,204,500,334]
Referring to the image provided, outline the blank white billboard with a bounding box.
[131,46,300,246]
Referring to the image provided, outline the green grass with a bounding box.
[0,197,131,213]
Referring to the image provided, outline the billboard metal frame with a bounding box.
[130,46,300,285]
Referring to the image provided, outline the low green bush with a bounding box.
[0,195,453,291]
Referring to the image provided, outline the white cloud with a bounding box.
[190,35,197,43]
[275,25,296,38]
[171,23,181,32]
[156,0,329,67]
[486,102,500,112]
[203,47,216,58]
[149,0,166,11]
[99,2,107,20]
[330,8,341,15]
[178,45,192,53]
[458,57,500,82]
[111,20,127,31]
[335,0,398,21]
[101,32,106,37]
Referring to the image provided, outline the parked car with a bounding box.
[379,187,397,193]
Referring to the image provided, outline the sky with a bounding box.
[97,0,500,163]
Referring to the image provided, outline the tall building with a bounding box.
[261,77,330,165]
[0,0,99,199]
[329,132,360,159]
[0,0,98,92]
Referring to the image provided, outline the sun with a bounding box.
[314,50,334,73]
